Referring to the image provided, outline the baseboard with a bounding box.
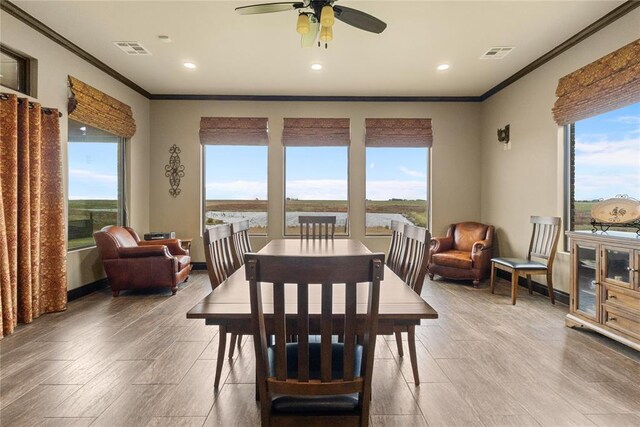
[495,270,569,305]
[191,262,207,270]
[67,278,109,301]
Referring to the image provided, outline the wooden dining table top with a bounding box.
[187,239,438,322]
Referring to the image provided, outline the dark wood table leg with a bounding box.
[214,324,227,390]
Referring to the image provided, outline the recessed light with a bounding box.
[79,126,87,131]
[158,35,172,43]
[311,63,322,71]
[183,62,196,69]
[437,64,450,71]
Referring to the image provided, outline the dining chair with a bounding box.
[246,252,384,427]
[386,220,406,277]
[490,216,561,305]
[203,223,239,389]
[227,220,253,358]
[392,223,430,385]
[299,215,336,240]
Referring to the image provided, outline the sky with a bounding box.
[68,142,119,200]
[205,145,428,201]
[574,102,640,201]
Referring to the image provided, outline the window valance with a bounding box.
[282,118,350,146]
[552,38,640,125]
[365,118,433,147]
[199,117,269,145]
[67,76,136,138]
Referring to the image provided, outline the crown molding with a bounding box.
[2,0,637,102]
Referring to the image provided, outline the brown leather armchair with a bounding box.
[428,222,494,287]
[94,226,191,296]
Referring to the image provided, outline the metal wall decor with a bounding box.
[165,144,185,197]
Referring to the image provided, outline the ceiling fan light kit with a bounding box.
[236,0,386,49]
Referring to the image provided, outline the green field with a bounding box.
[68,199,118,250]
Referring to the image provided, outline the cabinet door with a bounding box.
[601,245,634,289]
[572,242,599,321]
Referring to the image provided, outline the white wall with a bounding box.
[479,10,640,292]
[0,12,151,290]
[150,101,482,262]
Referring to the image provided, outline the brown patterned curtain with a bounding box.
[0,93,67,338]
[365,118,433,147]
[282,118,350,146]
[200,117,269,145]
[68,76,136,138]
[552,38,640,125]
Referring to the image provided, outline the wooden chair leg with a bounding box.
[489,263,496,294]
[546,270,555,304]
[394,331,404,357]
[214,325,227,389]
[527,274,533,295]
[408,325,419,385]
[511,269,519,305]
[228,333,237,359]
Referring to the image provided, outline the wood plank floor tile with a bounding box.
[479,414,541,426]
[203,384,260,426]
[134,341,207,385]
[586,413,640,426]
[411,382,483,427]
[0,360,70,409]
[387,338,450,384]
[370,359,421,415]
[0,385,80,426]
[370,415,429,426]
[48,360,150,418]
[39,418,96,426]
[147,417,206,427]
[91,384,172,426]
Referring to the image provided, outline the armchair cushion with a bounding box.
[453,222,489,252]
[431,250,472,270]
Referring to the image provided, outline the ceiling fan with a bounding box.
[235,0,387,48]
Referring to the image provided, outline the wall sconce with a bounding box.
[497,124,511,150]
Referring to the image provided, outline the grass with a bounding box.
[68,199,118,250]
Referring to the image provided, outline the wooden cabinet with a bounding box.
[566,231,640,351]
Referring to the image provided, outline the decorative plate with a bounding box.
[591,197,640,224]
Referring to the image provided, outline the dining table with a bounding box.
[187,238,439,386]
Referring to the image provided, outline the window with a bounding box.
[0,44,35,96]
[284,146,349,235]
[67,120,124,251]
[567,102,640,232]
[204,145,268,234]
[366,147,428,235]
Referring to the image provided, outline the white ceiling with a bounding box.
[12,0,625,96]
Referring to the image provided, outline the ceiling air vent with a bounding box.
[113,41,151,55]
[480,47,514,59]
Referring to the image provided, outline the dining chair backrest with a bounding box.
[230,219,252,268]
[203,224,236,290]
[398,224,431,295]
[387,220,406,276]
[246,253,384,425]
[527,216,562,267]
[299,215,336,240]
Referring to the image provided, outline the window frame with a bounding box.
[364,146,430,236]
[283,145,350,237]
[201,144,269,236]
[67,121,126,252]
[0,44,34,96]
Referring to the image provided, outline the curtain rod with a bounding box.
[0,94,63,117]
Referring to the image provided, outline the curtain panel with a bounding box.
[365,118,433,147]
[68,76,136,138]
[552,38,640,125]
[282,118,350,146]
[0,93,67,338]
[199,117,269,145]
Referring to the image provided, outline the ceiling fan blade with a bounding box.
[301,18,320,47]
[235,2,304,15]
[333,5,387,34]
